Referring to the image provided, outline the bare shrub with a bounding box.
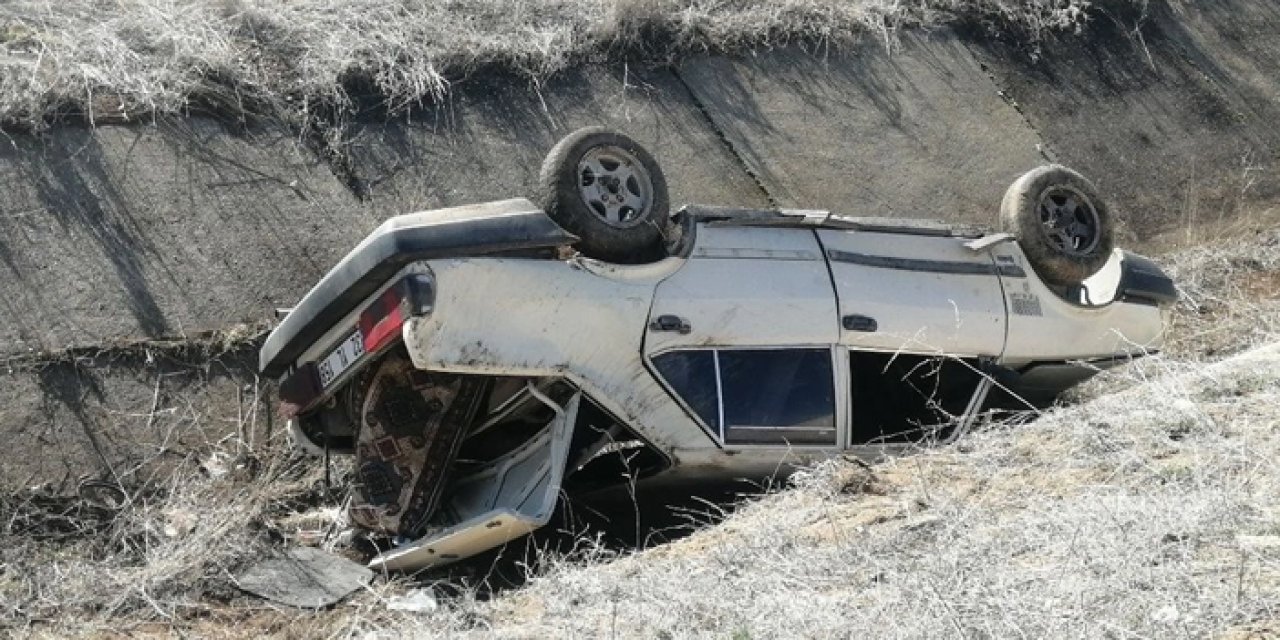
[1161,228,1280,359]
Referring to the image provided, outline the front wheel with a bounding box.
[536,127,671,263]
[1001,165,1115,287]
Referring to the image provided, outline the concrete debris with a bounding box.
[387,589,439,614]
[236,547,373,609]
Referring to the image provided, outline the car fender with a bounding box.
[403,256,715,453]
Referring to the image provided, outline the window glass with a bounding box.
[652,350,720,434]
[653,348,837,446]
[848,352,982,444]
[719,349,835,445]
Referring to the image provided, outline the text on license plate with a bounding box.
[317,330,365,388]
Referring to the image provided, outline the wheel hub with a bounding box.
[1037,186,1102,256]
[577,145,653,227]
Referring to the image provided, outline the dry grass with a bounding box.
[0,337,330,637]
[1161,229,1280,359]
[0,0,1100,129]
[0,425,338,636]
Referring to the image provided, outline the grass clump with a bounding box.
[0,0,1102,130]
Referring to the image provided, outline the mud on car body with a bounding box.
[260,128,1175,571]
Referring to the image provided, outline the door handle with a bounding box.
[842,314,878,332]
[649,314,692,334]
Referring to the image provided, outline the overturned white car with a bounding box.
[260,128,1175,571]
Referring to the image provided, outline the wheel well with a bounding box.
[562,395,671,494]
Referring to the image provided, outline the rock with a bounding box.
[236,547,373,608]
[388,589,439,614]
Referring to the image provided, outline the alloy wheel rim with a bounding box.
[1036,185,1102,256]
[576,145,653,227]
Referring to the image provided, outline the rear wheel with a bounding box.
[536,127,671,263]
[1001,165,1115,287]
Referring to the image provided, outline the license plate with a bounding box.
[317,330,365,389]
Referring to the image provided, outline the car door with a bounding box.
[816,228,1009,445]
[816,229,1008,356]
[644,225,842,449]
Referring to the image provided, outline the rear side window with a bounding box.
[652,350,720,433]
[652,348,836,446]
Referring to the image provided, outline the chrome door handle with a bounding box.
[649,314,692,334]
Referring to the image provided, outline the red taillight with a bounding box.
[277,273,434,418]
[358,287,405,354]
[356,274,435,354]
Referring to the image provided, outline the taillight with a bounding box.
[358,288,405,354]
[277,272,435,418]
[357,273,435,353]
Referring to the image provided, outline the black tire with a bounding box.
[536,127,671,263]
[1001,165,1115,287]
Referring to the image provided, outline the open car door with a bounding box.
[370,391,581,571]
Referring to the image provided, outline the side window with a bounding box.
[849,351,982,444]
[652,348,836,446]
[719,349,836,445]
[652,350,720,434]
